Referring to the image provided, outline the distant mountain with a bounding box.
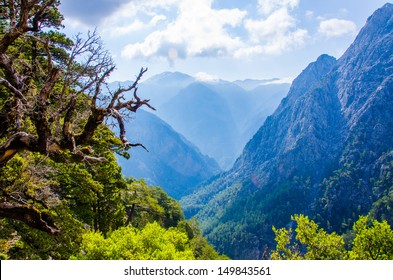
[159,82,241,169]
[117,109,220,200]
[150,76,289,169]
[139,71,195,108]
[233,78,280,91]
[113,72,288,197]
[110,70,289,170]
[181,3,393,259]
[110,72,194,109]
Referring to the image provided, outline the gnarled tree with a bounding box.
[0,0,154,234]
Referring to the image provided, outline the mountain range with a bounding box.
[115,71,289,197]
[116,72,289,170]
[181,3,393,259]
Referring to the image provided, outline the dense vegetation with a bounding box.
[0,135,224,260]
[271,215,393,260]
[0,0,224,260]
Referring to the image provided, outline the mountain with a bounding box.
[117,109,220,200]
[113,71,289,170]
[181,3,393,259]
[159,82,241,169]
[155,78,289,169]
[233,78,280,91]
[113,73,288,196]
[139,71,195,108]
[109,72,194,109]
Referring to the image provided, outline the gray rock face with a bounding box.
[182,3,393,259]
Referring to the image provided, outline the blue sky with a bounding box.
[59,0,391,82]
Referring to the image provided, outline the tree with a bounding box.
[270,214,347,260]
[0,0,154,234]
[72,222,195,260]
[270,214,393,260]
[349,216,393,260]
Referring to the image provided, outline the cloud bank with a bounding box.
[60,0,358,65]
[318,18,357,37]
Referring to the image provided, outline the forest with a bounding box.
[1,1,392,260]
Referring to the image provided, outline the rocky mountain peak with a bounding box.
[286,54,336,100]
[183,4,393,259]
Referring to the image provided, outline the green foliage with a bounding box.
[270,215,393,260]
[349,216,393,260]
[0,143,222,260]
[122,179,184,229]
[177,219,229,260]
[271,215,346,260]
[270,227,302,260]
[295,215,346,259]
[72,222,195,260]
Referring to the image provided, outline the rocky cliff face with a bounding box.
[182,3,393,259]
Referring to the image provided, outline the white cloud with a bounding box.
[318,18,357,37]
[118,0,309,62]
[257,0,299,15]
[62,17,90,31]
[150,14,167,26]
[110,20,145,36]
[107,15,167,37]
[261,76,294,85]
[305,10,314,18]
[241,5,308,56]
[121,0,247,62]
[235,28,308,57]
[100,0,176,37]
[246,8,296,42]
[194,72,219,82]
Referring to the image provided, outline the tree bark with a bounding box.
[0,202,60,235]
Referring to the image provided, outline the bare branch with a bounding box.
[109,108,129,145]
[38,66,59,102]
[62,96,77,141]
[108,67,148,109]
[28,0,57,32]
[0,77,27,104]
[0,0,50,53]
[0,53,22,92]
[109,109,149,151]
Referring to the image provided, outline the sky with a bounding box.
[58,0,391,82]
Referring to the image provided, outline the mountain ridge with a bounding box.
[182,3,393,259]
[113,71,290,170]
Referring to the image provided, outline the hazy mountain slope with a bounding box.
[159,82,240,169]
[156,79,289,169]
[181,3,393,259]
[138,71,195,108]
[117,109,220,199]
